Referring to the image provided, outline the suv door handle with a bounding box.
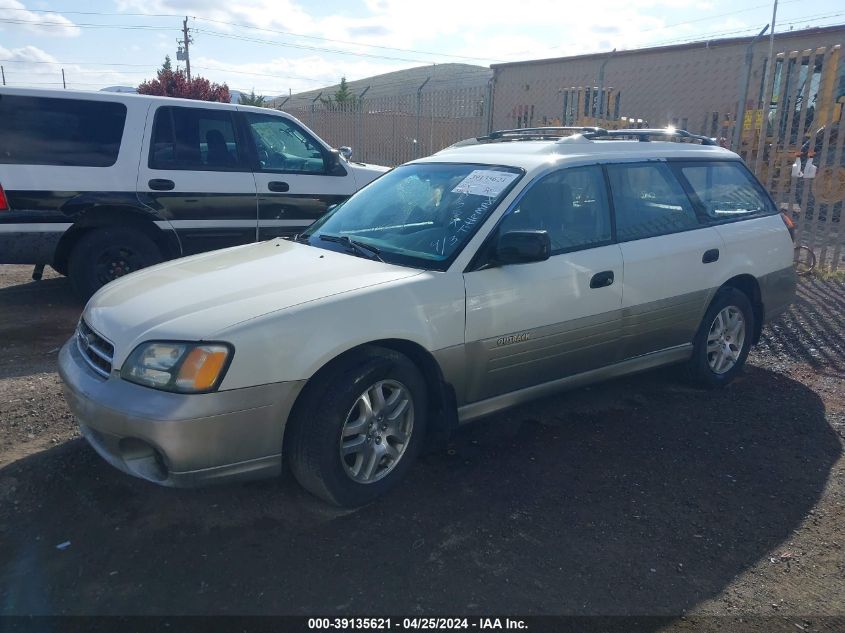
[268,181,290,193]
[148,179,175,191]
[702,248,720,264]
[590,270,614,289]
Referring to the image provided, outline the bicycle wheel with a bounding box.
[793,244,816,276]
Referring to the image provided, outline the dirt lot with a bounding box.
[0,264,843,630]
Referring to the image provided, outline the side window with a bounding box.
[149,106,244,171]
[0,95,126,167]
[606,162,699,241]
[499,166,612,254]
[678,161,775,221]
[243,113,326,174]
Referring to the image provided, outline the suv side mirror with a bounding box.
[325,149,348,176]
[338,146,353,160]
[493,230,551,265]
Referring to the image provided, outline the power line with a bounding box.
[645,12,845,47]
[0,5,507,64]
[189,16,505,64]
[0,17,173,30]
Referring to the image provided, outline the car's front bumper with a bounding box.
[58,339,305,487]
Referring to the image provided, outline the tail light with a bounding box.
[0,184,8,211]
[781,211,796,242]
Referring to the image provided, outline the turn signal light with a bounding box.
[175,347,230,391]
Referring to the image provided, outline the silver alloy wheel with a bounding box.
[339,379,414,484]
[706,306,746,374]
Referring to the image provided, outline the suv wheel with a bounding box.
[68,227,162,300]
[286,347,428,507]
[688,287,755,387]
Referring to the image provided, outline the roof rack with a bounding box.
[487,126,608,140]
[448,126,718,149]
[580,128,717,145]
[447,127,608,147]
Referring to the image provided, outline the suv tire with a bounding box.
[68,227,162,300]
[688,287,755,388]
[287,346,428,507]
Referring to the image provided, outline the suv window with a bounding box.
[243,113,326,173]
[678,161,775,220]
[499,166,612,253]
[150,106,244,171]
[0,95,126,167]
[606,162,699,241]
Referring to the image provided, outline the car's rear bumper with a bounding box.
[0,223,68,264]
[760,266,797,323]
[58,339,306,487]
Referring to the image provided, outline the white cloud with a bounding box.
[192,55,408,96]
[0,44,148,90]
[0,0,80,37]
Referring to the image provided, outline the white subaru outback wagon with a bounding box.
[59,127,796,507]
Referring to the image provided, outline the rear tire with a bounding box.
[286,347,428,507]
[688,288,755,388]
[68,227,162,300]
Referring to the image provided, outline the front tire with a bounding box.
[688,288,755,388]
[68,227,162,300]
[286,347,428,507]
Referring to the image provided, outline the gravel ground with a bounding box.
[0,264,843,631]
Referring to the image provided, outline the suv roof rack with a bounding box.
[450,126,717,147]
[487,126,607,140]
[580,128,717,145]
[448,126,718,149]
[449,127,608,147]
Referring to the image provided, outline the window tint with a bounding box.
[150,106,243,171]
[0,95,126,167]
[499,166,612,253]
[606,162,699,241]
[244,113,326,173]
[679,161,774,220]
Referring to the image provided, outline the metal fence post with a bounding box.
[356,86,370,162]
[733,24,770,152]
[485,76,494,135]
[415,77,431,159]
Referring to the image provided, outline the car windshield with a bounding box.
[301,162,523,270]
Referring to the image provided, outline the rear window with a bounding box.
[678,161,775,221]
[0,94,126,167]
[149,106,245,171]
[605,162,700,241]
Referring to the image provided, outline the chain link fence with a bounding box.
[280,41,845,271]
[280,84,489,167]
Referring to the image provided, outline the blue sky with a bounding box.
[0,0,843,97]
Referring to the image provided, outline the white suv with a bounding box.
[58,127,796,506]
[0,87,387,298]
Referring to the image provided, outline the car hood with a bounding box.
[84,239,421,366]
[348,161,390,187]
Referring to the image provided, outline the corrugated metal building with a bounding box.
[490,24,845,134]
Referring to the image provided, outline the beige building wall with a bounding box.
[490,25,845,134]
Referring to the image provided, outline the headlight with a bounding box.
[121,342,233,393]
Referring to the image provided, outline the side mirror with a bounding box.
[493,230,551,265]
[338,146,353,160]
[325,149,348,176]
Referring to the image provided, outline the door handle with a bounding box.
[268,181,290,193]
[590,270,614,289]
[702,248,720,264]
[148,178,175,191]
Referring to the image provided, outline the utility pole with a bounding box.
[1,66,5,86]
[178,16,192,82]
[62,68,66,89]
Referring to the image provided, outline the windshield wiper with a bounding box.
[318,234,384,262]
